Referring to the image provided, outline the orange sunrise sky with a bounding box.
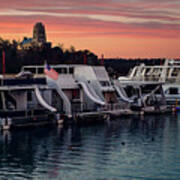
[0,0,180,58]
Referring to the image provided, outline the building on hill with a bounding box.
[33,22,46,43]
[20,22,51,50]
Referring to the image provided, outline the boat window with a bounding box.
[169,88,178,95]
[69,67,74,74]
[133,68,138,76]
[171,68,178,77]
[145,68,150,75]
[38,68,44,74]
[72,89,80,99]
[27,91,32,101]
[25,68,36,74]
[54,68,60,73]
[55,68,67,74]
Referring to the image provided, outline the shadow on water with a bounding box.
[0,113,179,180]
[0,126,65,179]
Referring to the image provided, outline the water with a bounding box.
[0,114,180,180]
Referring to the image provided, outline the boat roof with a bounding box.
[22,64,92,70]
[93,66,110,81]
[58,74,79,89]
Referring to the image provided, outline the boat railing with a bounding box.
[132,76,165,82]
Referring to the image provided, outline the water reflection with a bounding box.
[0,114,180,180]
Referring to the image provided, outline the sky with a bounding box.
[0,0,180,58]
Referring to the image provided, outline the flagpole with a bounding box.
[83,52,87,64]
[101,54,104,66]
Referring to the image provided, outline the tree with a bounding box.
[69,45,75,53]
[57,43,65,52]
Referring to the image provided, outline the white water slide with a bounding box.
[55,82,72,116]
[34,86,57,112]
[78,82,105,106]
[114,85,134,103]
[46,77,72,116]
[142,85,161,103]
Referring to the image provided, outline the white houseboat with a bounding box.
[114,80,168,114]
[0,74,62,130]
[118,59,180,106]
[21,64,132,122]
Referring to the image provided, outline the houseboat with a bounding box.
[118,59,180,107]
[21,64,132,122]
[0,73,62,130]
[114,80,169,114]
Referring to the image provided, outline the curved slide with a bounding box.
[46,77,72,116]
[34,86,57,112]
[86,82,104,101]
[114,85,134,103]
[142,85,161,103]
[55,83,72,116]
[79,82,105,106]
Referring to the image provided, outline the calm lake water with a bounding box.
[0,113,180,180]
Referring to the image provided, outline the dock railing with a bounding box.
[71,102,128,113]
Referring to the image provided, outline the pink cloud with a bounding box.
[0,0,180,58]
[0,14,180,39]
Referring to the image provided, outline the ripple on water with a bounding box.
[0,115,180,180]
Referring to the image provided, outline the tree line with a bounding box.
[0,37,166,76]
[0,37,99,74]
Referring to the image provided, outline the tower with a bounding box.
[33,22,47,43]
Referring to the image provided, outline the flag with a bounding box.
[44,63,59,80]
